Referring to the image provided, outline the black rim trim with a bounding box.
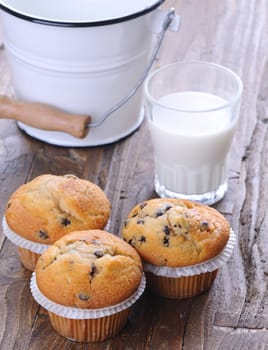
[0,0,165,27]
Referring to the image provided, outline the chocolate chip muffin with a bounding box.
[35,229,143,309]
[122,198,230,267]
[5,174,111,245]
[121,198,234,299]
[31,229,145,342]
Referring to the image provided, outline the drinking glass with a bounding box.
[144,61,243,205]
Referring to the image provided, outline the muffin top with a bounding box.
[5,174,111,244]
[122,198,230,267]
[35,230,142,309]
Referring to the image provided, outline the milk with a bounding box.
[148,91,237,196]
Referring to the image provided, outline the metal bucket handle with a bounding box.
[89,8,179,128]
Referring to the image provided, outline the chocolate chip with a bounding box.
[173,223,182,229]
[155,210,164,218]
[165,204,172,211]
[131,212,139,218]
[137,219,145,225]
[61,217,71,226]
[163,226,170,235]
[200,221,209,231]
[7,202,11,208]
[128,238,137,247]
[38,230,49,240]
[140,202,147,210]
[139,236,146,243]
[89,263,97,278]
[163,236,169,247]
[94,250,104,258]
[78,293,90,301]
[156,204,172,218]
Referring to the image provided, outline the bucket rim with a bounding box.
[0,0,165,27]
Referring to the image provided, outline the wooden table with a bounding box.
[1,0,268,349]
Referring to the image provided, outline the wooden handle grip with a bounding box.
[0,95,91,138]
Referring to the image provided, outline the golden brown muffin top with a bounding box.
[35,230,142,309]
[5,174,111,244]
[122,198,230,267]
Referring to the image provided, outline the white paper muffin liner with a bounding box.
[2,215,112,254]
[30,272,146,320]
[143,229,236,278]
[2,216,50,254]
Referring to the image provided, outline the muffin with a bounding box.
[31,230,145,342]
[122,198,235,299]
[3,174,111,271]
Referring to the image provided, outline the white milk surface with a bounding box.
[148,91,236,195]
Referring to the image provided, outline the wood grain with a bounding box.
[0,0,268,349]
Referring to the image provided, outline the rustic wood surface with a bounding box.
[0,0,268,349]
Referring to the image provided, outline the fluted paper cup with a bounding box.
[143,229,236,299]
[2,216,49,271]
[30,273,146,342]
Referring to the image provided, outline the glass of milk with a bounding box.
[144,61,243,205]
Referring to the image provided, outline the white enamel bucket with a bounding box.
[0,0,180,147]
